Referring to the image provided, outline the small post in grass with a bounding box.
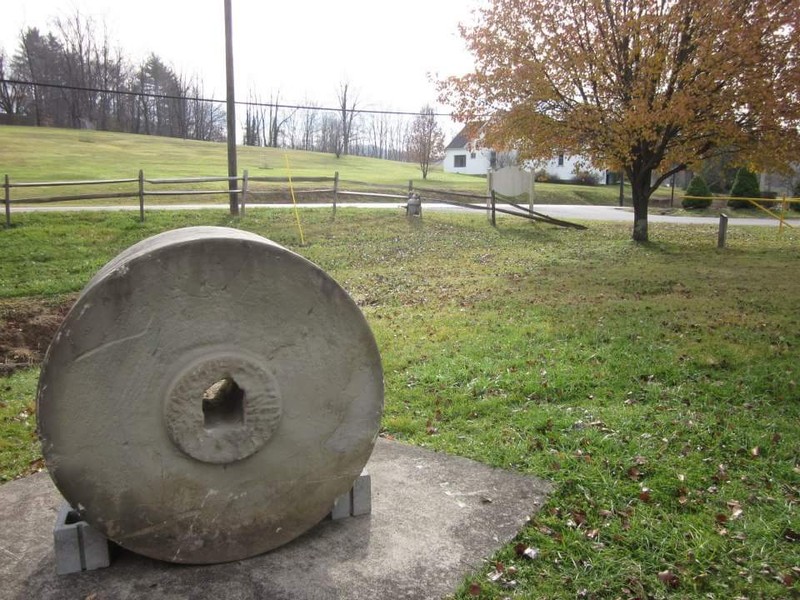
[4,174,10,228]
[138,170,145,222]
[240,170,249,217]
[333,171,339,216]
[491,189,497,227]
[717,213,729,248]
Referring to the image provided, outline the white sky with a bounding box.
[1,0,482,136]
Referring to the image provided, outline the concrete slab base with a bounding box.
[0,439,551,600]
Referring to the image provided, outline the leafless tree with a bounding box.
[335,81,359,157]
[407,105,444,179]
[0,49,27,116]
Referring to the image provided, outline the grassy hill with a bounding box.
[0,125,676,205]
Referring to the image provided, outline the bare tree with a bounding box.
[335,81,359,158]
[407,105,444,179]
[300,103,319,151]
[0,49,27,116]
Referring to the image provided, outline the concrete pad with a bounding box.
[0,439,551,600]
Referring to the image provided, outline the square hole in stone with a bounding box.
[202,377,245,429]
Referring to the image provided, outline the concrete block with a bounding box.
[351,470,371,516]
[330,471,371,520]
[330,492,351,520]
[53,502,109,575]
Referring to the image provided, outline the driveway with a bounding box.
[11,202,800,228]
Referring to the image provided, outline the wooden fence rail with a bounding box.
[2,170,416,227]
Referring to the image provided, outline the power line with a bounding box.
[0,78,456,118]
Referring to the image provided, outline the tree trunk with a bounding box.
[630,168,652,242]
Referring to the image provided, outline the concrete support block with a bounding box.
[330,470,371,521]
[53,502,110,575]
[351,470,371,516]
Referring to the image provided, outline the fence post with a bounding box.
[333,171,339,216]
[138,170,145,222]
[717,213,728,248]
[4,175,10,228]
[487,171,494,223]
[408,179,413,194]
[240,170,249,217]
[491,189,497,227]
[780,196,787,234]
[529,170,535,215]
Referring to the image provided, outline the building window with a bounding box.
[470,152,476,159]
[557,153,565,167]
[454,154,467,168]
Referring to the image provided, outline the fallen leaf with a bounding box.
[487,569,503,582]
[627,466,641,481]
[782,528,799,542]
[658,570,680,588]
[468,581,481,596]
[639,488,652,503]
[727,500,743,520]
[750,446,761,457]
[514,544,539,560]
[537,524,555,536]
[572,510,588,526]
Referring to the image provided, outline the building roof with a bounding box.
[445,126,470,151]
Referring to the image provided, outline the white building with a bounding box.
[443,126,611,184]
[443,127,494,175]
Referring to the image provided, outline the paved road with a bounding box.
[12,202,800,227]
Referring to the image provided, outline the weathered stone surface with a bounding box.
[36,227,384,564]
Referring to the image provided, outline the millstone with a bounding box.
[37,226,383,564]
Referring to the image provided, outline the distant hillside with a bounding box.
[0,125,671,205]
[0,125,484,193]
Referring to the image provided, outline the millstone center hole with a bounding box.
[202,377,245,430]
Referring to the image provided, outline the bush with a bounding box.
[571,170,599,186]
[728,168,760,209]
[682,175,712,209]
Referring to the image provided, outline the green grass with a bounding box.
[0,125,486,200]
[1,210,799,598]
[0,125,682,206]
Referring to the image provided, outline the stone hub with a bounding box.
[164,351,282,464]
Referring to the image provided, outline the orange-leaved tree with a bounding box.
[439,0,800,241]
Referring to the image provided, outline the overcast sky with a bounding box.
[1,0,482,134]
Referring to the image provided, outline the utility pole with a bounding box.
[224,0,239,215]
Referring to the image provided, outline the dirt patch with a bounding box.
[0,297,76,376]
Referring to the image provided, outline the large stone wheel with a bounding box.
[37,227,383,564]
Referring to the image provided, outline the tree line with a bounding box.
[0,12,445,175]
[0,14,225,141]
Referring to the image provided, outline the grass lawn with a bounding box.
[1,209,798,598]
[0,125,683,206]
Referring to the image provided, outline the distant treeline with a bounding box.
[0,14,226,141]
[0,12,423,161]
